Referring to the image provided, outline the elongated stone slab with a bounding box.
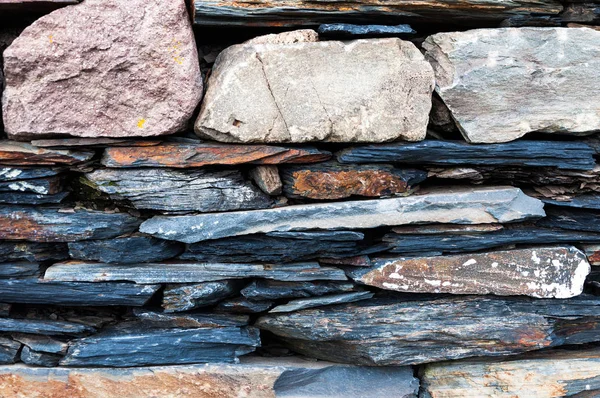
[68,235,183,264]
[0,141,94,166]
[162,281,240,312]
[420,348,600,398]
[0,1,78,12]
[423,28,600,143]
[191,0,562,26]
[269,292,374,313]
[241,280,357,300]
[0,176,62,194]
[141,187,545,243]
[0,241,68,262]
[0,338,20,365]
[0,278,159,306]
[0,318,94,336]
[336,140,596,170]
[31,138,161,148]
[0,191,69,205]
[318,24,416,38]
[216,297,275,314]
[44,261,347,284]
[0,167,62,181]
[0,359,418,398]
[61,324,260,367]
[83,168,272,212]
[131,310,250,328]
[538,207,600,233]
[257,295,600,366]
[0,262,41,278]
[20,347,60,367]
[101,143,331,168]
[281,163,426,199]
[0,206,140,242]
[349,247,590,298]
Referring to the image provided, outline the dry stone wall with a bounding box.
[0,0,599,397]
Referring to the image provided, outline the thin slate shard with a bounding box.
[0,318,95,336]
[269,292,375,313]
[241,280,358,300]
[0,141,94,166]
[162,281,240,312]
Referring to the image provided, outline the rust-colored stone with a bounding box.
[101,143,331,168]
[0,141,94,166]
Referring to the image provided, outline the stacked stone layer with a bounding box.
[0,0,600,397]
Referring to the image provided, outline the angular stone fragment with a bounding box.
[0,141,94,166]
[0,175,62,195]
[2,0,202,139]
[540,194,600,210]
[0,241,68,262]
[249,165,282,195]
[20,346,61,367]
[0,318,94,336]
[582,244,600,265]
[538,207,600,233]
[318,24,416,38]
[12,334,68,355]
[162,281,240,312]
[195,35,434,143]
[0,338,20,365]
[424,27,600,143]
[0,262,41,278]
[44,261,347,284]
[141,187,545,243]
[61,323,260,367]
[83,168,272,212]
[349,246,590,298]
[420,348,600,398]
[241,280,357,300]
[336,140,596,170]
[131,310,249,328]
[257,295,600,366]
[281,163,426,199]
[0,167,62,181]
[216,297,274,314]
[270,292,374,313]
[0,278,159,306]
[0,191,69,205]
[101,143,331,168]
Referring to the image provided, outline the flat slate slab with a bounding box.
[269,292,374,313]
[0,206,140,242]
[0,166,63,181]
[162,281,240,312]
[0,318,94,336]
[43,261,347,284]
[257,295,600,365]
[0,262,41,278]
[0,241,68,262]
[101,142,331,168]
[241,280,357,300]
[0,338,20,365]
[336,140,596,170]
[0,141,94,166]
[317,23,416,38]
[0,191,69,205]
[140,187,545,243]
[348,246,590,298]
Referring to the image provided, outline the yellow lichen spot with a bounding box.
[173,56,184,65]
[48,35,54,43]
[137,118,146,129]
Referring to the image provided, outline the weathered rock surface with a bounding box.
[0,262,41,278]
[191,0,562,26]
[83,168,272,212]
[11,334,68,355]
[424,27,600,143]
[538,207,600,233]
[141,187,545,243]
[0,241,68,262]
[20,346,61,367]
[281,163,426,199]
[30,137,161,149]
[0,191,69,205]
[44,261,347,284]
[162,281,240,312]
[0,338,20,365]
[318,23,416,38]
[0,175,62,194]
[101,142,331,168]
[0,318,94,336]
[582,244,600,265]
[348,246,590,298]
[257,295,600,366]
[195,36,434,143]
[420,348,600,398]
[0,166,62,181]
[2,0,202,139]
[336,140,596,170]
[216,297,275,314]
[269,292,374,313]
[0,206,140,242]
[0,0,78,12]
[60,322,260,367]
[0,141,94,166]
[241,280,357,300]
[249,165,282,195]
[68,235,183,264]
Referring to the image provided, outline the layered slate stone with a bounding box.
[256,295,600,366]
[0,206,140,242]
[0,359,418,398]
[241,280,357,300]
[0,338,20,365]
[141,187,545,243]
[0,262,41,278]
[269,292,374,313]
[249,165,282,195]
[0,241,68,262]
[423,27,600,143]
[281,163,426,199]
[191,0,562,26]
[317,24,416,38]
[2,0,202,139]
[0,318,94,336]
[336,140,596,170]
[162,281,240,312]
[420,348,600,398]
[101,142,331,168]
[0,175,62,195]
[0,191,69,205]
[216,297,275,314]
[348,246,590,298]
[11,334,68,356]
[195,34,434,143]
[44,261,347,284]
[0,167,63,181]
[0,141,93,166]
[0,278,159,306]
[538,207,600,233]
[20,346,61,367]
[83,168,272,212]
[68,235,183,264]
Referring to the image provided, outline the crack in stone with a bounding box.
[255,53,291,140]
[309,78,334,140]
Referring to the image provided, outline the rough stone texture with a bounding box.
[424,27,600,143]
[348,246,590,298]
[0,191,69,205]
[0,166,63,181]
[281,162,426,199]
[162,281,240,312]
[44,261,347,284]
[0,175,62,194]
[0,262,41,278]
[538,207,600,233]
[241,280,357,300]
[249,165,282,195]
[20,346,61,367]
[2,0,203,139]
[68,235,183,264]
[0,318,94,336]
[0,141,94,166]
[318,23,416,38]
[141,187,545,243]
[269,292,374,313]
[195,35,434,143]
[0,206,140,242]
[216,297,275,314]
[257,295,600,366]
[245,29,319,45]
[0,1,78,12]
[101,142,331,168]
[420,348,600,398]
[11,334,68,355]
[0,241,68,262]
[83,168,272,212]
[582,244,600,265]
[0,338,20,365]
[336,140,596,170]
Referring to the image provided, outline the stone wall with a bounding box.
[0,0,600,397]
